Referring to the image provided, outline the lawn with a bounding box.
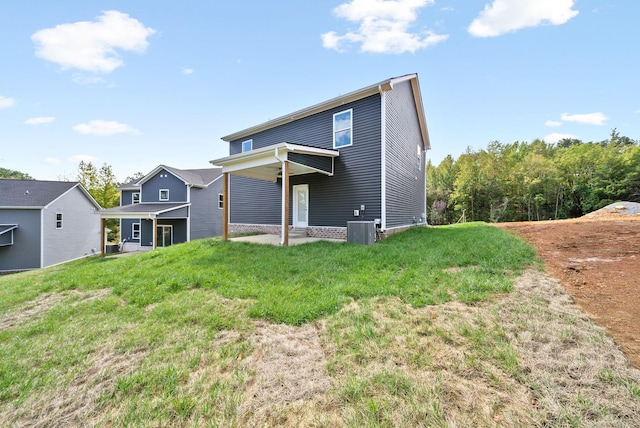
[1,224,639,426]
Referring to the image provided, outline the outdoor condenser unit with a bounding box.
[347,221,376,245]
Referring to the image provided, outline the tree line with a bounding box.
[427,130,640,224]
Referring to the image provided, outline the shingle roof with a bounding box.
[162,166,222,186]
[0,179,79,208]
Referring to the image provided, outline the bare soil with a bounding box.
[497,215,640,368]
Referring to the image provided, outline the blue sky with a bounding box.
[1,1,638,181]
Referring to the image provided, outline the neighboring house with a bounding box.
[98,165,223,252]
[210,73,430,245]
[0,179,102,272]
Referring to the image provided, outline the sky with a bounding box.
[1,0,638,181]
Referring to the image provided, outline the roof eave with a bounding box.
[221,75,418,142]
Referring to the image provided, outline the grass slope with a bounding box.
[1,224,638,426]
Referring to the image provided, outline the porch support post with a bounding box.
[100,217,106,257]
[282,161,289,246]
[153,217,157,250]
[222,172,229,240]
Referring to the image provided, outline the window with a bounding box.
[218,193,224,209]
[55,213,63,229]
[132,223,140,240]
[333,109,353,148]
[132,192,140,204]
[417,145,422,171]
[242,139,253,152]
[159,189,169,201]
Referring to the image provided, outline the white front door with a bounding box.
[293,184,309,227]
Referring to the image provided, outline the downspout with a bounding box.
[274,147,287,245]
[380,88,387,232]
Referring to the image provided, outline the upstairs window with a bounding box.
[55,213,63,229]
[159,189,169,201]
[132,192,140,204]
[417,145,422,171]
[333,109,353,148]
[242,139,253,153]
[218,193,224,209]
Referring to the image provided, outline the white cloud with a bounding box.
[31,10,156,73]
[45,157,61,164]
[73,120,140,136]
[544,132,578,143]
[69,154,98,163]
[0,95,15,108]
[24,116,55,125]
[182,67,194,75]
[468,0,579,38]
[560,112,608,125]
[545,120,562,127]
[322,0,448,53]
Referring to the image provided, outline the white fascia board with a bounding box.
[380,91,387,231]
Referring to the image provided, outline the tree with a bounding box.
[0,167,34,180]
[76,161,120,241]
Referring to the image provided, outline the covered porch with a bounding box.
[210,142,340,246]
[97,203,190,256]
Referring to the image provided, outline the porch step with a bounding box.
[289,228,308,238]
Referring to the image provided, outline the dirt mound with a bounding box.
[584,201,640,219]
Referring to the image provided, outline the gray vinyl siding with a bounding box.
[229,94,382,227]
[42,187,101,267]
[384,81,426,228]
[158,207,189,218]
[190,178,223,239]
[121,190,139,205]
[121,219,140,242]
[0,209,41,271]
[229,175,282,225]
[158,219,187,244]
[0,231,12,246]
[141,171,187,203]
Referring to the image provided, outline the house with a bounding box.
[0,179,102,272]
[210,73,430,245]
[98,165,223,253]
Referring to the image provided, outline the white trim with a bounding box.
[242,139,253,152]
[40,210,44,268]
[333,109,353,149]
[132,192,140,204]
[380,92,387,231]
[55,212,63,229]
[218,193,224,209]
[132,222,141,240]
[221,74,419,142]
[159,189,169,201]
[292,184,309,228]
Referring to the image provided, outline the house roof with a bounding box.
[221,73,430,150]
[98,202,190,219]
[210,142,339,182]
[0,179,100,209]
[118,166,222,190]
[0,224,18,235]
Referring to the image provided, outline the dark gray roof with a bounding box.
[160,166,222,187]
[99,202,189,216]
[0,179,79,208]
[118,166,222,190]
[0,224,18,235]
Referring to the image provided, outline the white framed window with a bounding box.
[218,193,224,209]
[333,109,353,148]
[132,192,140,204]
[417,145,422,171]
[55,213,63,229]
[242,139,253,153]
[132,223,141,240]
[159,189,169,201]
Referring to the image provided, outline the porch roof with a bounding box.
[98,203,190,219]
[209,142,339,182]
[0,224,18,235]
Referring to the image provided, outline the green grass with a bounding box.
[0,223,640,426]
[1,223,538,325]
